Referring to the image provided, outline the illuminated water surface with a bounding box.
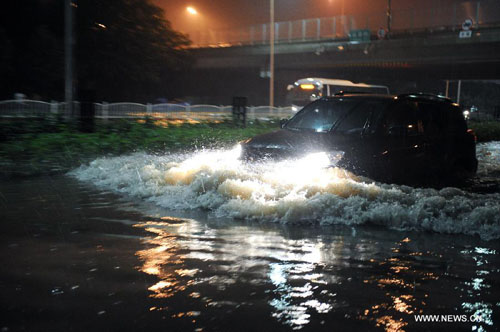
[1,142,500,331]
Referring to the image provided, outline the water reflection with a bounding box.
[135,218,194,298]
[134,216,348,328]
[359,237,437,331]
[268,259,334,328]
[460,247,498,329]
[133,216,499,330]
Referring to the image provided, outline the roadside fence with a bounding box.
[0,100,297,121]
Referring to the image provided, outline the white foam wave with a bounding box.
[70,144,500,241]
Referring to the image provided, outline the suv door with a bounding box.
[416,101,447,173]
[445,103,477,173]
[417,101,476,174]
[374,100,426,180]
[332,99,389,174]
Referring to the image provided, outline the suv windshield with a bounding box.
[285,99,359,132]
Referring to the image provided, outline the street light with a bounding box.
[186,6,198,15]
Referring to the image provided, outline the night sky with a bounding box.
[152,0,469,33]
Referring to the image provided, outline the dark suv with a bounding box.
[241,93,478,183]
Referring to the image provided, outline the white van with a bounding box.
[286,78,390,111]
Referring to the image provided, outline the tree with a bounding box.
[0,0,64,100]
[0,0,191,101]
[75,0,192,102]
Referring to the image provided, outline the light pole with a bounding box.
[387,0,392,35]
[186,6,205,46]
[185,6,201,45]
[270,0,275,108]
[64,0,74,113]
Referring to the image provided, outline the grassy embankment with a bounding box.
[0,117,279,177]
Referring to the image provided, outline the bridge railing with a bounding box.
[189,0,500,47]
[0,100,297,121]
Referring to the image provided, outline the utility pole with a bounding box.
[64,0,74,114]
[269,0,275,108]
[387,0,392,36]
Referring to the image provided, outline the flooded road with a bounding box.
[1,143,500,331]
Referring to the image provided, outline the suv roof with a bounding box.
[397,93,453,103]
[324,93,394,101]
[324,92,454,104]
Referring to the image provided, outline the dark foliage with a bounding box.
[0,0,192,101]
[0,1,64,100]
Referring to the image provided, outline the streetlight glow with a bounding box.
[186,6,198,15]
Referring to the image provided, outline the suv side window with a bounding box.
[336,100,389,135]
[417,102,467,135]
[335,106,370,135]
[286,99,357,132]
[382,101,419,136]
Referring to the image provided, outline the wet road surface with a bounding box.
[1,143,500,331]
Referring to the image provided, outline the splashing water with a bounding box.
[70,143,500,240]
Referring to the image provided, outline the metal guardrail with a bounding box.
[188,0,500,47]
[0,100,56,116]
[0,100,297,120]
[2,100,498,122]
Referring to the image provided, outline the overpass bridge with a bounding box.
[183,1,500,106]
